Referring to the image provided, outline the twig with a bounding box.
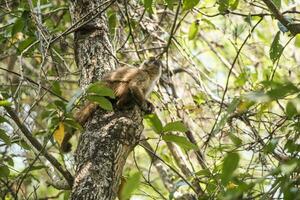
[204,17,264,148]
[50,0,116,45]
[3,105,74,187]
[139,143,198,195]
[262,0,300,35]
[162,0,181,56]
[0,67,68,102]
[124,0,142,61]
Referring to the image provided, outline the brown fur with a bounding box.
[60,58,162,152]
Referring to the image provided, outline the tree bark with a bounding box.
[69,1,144,199]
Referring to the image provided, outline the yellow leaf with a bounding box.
[237,101,253,113]
[227,181,238,189]
[8,32,24,45]
[15,32,24,40]
[54,122,65,145]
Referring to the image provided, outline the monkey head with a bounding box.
[140,57,162,78]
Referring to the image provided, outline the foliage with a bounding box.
[0,0,300,199]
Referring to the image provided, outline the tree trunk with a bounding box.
[69,1,144,199]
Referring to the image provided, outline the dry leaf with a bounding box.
[54,122,65,145]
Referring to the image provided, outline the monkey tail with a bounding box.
[61,141,72,153]
[60,102,98,153]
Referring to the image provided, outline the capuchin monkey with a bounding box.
[61,57,162,152]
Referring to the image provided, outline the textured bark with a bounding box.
[69,0,144,199]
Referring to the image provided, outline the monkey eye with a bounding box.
[145,57,162,68]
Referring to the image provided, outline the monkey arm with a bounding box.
[129,84,154,113]
[128,74,154,113]
[129,84,146,106]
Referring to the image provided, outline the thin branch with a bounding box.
[204,17,264,148]
[262,0,300,35]
[162,0,181,56]
[50,0,116,45]
[139,143,198,195]
[2,105,74,187]
[124,0,142,61]
[0,67,68,102]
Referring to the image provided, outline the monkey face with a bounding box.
[142,57,163,74]
[148,57,163,68]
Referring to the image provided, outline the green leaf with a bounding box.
[121,172,141,200]
[87,82,115,98]
[66,89,84,112]
[51,81,62,96]
[53,100,66,112]
[64,118,83,131]
[227,98,240,113]
[269,31,283,63]
[277,21,289,33]
[229,133,242,146]
[0,165,10,178]
[183,0,200,10]
[86,95,113,111]
[267,82,299,100]
[202,18,216,29]
[12,17,26,36]
[11,11,30,36]
[0,129,11,145]
[144,114,163,134]
[284,139,300,153]
[19,140,31,150]
[218,0,229,12]
[193,92,206,105]
[0,100,12,107]
[165,0,174,10]
[195,169,211,176]
[143,0,154,14]
[188,21,199,40]
[263,139,278,154]
[234,72,247,87]
[64,191,71,200]
[280,160,297,175]
[25,165,47,172]
[272,0,281,9]
[108,9,117,36]
[213,98,240,134]
[229,0,239,10]
[295,34,300,48]
[18,37,36,53]
[163,121,188,132]
[286,101,297,119]
[221,152,240,185]
[4,156,14,166]
[0,116,9,124]
[162,134,197,150]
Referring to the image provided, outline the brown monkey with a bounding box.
[60,57,162,152]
